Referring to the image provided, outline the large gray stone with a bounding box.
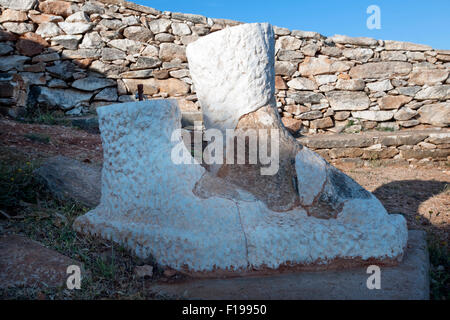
[329,34,378,46]
[349,62,412,79]
[417,103,450,127]
[0,234,84,289]
[34,86,93,110]
[0,0,36,10]
[415,85,450,100]
[34,156,101,207]
[71,76,116,91]
[151,230,429,300]
[326,91,370,111]
[0,55,29,71]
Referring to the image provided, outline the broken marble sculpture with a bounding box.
[74,23,408,275]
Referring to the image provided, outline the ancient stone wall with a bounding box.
[0,0,449,134]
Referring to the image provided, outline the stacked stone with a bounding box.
[0,0,449,130]
[298,130,450,166]
[274,31,450,135]
[0,0,241,116]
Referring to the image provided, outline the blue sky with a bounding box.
[134,0,450,49]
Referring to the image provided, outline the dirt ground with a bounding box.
[0,117,448,299]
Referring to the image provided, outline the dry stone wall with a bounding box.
[0,0,449,134]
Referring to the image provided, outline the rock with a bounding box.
[418,142,437,150]
[123,26,153,42]
[0,55,29,71]
[120,69,153,79]
[409,69,449,86]
[149,19,171,33]
[320,45,341,57]
[379,95,412,110]
[134,265,154,278]
[172,12,207,24]
[34,86,93,110]
[159,43,187,62]
[315,75,337,85]
[48,78,67,88]
[281,117,302,134]
[46,60,77,80]
[400,149,449,160]
[335,79,365,91]
[291,30,321,39]
[2,0,36,10]
[3,22,34,35]
[351,110,394,121]
[81,1,105,15]
[415,85,450,100]
[34,156,101,207]
[108,39,141,53]
[299,56,352,76]
[288,91,324,104]
[334,111,350,121]
[94,87,118,101]
[366,79,393,92]
[154,33,175,43]
[427,132,450,144]
[342,48,373,63]
[406,52,426,61]
[0,234,83,289]
[100,47,125,61]
[298,110,322,120]
[0,9,28,22]
[384,40,432,51]
[0,43,14,55]
[61,48,101,59]
[157,78,190,96]
[311,117,333,129]
[121,15,140,26]
[349,62,412,79]
[89,60,126,77]
[51,34,82,49]
[301,44,319,57]
[99,19,122,30]
[329,34,378,46]
[326,91,370,111]
[35,22,63,38]
[275,61,297,76]
[71,76,116,91]
[29,13,64,24]
[39,0,73,18]
[287,77,317,90]
[20,72,46,85]
[58,22,93,35]
[33,52,60,63]
[399,119,420,128]
[273,26,290,36]
[397,86,421,97]
[417,103,450,127]
[394,107,418,121]
[172,22,191,36]
[329,148,363,159]
[16,32,48,56]
[275,76,288,89]
[170,69,190,79]
[79,31,104,49]
[277,49,304,61]
[130,56,162,70]
[381,51,407,61]
[276,36,302,51]
[66,11,90,23]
